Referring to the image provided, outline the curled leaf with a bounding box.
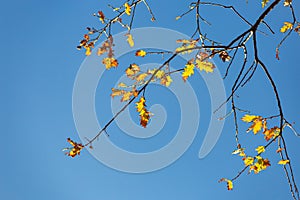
[135,97,151,128]
[278,159,290,165]
[135,50,147,57]
[255,146,265,154]
[98,11,105,23]
[124,3,131,15]
[65,138,84,158]
[280,22,293,33]
[126,33,134,47]
[276,148,284,153]
[219,51,231,62]
[219,178,233,191]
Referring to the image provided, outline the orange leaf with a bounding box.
[276,148,284,153]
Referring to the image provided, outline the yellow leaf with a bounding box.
[66,138,84,158]
[250,157,271,174]
[219,178,233,191]
[227,180,233,191]
[239,151,246,157]
[102,57,118,69]
[195,59,215,73]
[85,47,92,56]
[121,91,133,102]
[124,2,131,15]
[247,117,263,134]
[136,73,148,82]
[111,88,125,98]
[136,97,146,112]
[175,16,181,20]
[155,70,165,79]
[278,159,290,165]
[280,22,293,33]
[255,146,265,154]
[126,33,134,47]
[176,44,196,54]
[241,114,259,123]
[244,157,254,166]
[182,62,195,81]
[118,82,128,88]
[126,64,140,77]
[262,0,269,8]
[135,50,147,57]
[160,75,172,87]
[175,39,198,54]
[135,97,151,128]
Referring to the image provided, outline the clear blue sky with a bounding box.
[1,0,300,199]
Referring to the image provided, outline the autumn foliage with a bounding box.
[64,0,300,199]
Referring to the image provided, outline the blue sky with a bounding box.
[1,0,300,199]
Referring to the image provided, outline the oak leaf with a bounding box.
[246,117,263,134]
[126,64,140,77]
[241,114,259,123]
[195,59,215,73]
[182,62,195,81]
